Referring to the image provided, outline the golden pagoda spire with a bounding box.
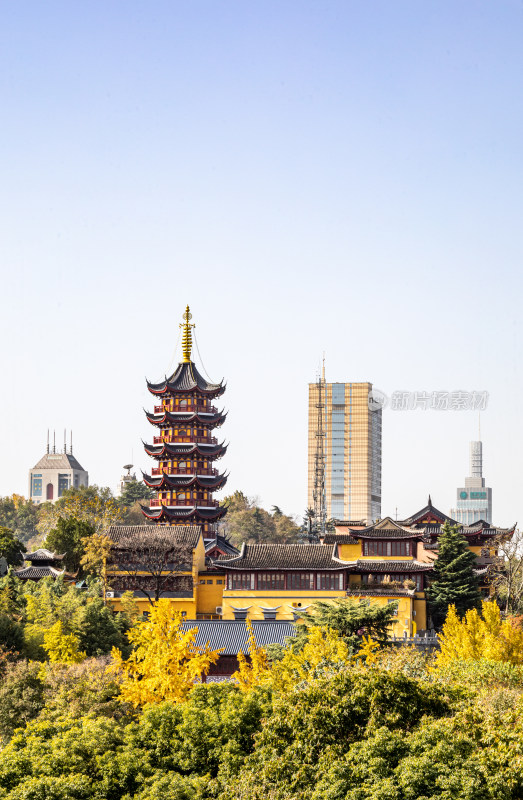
[180,305,195,363]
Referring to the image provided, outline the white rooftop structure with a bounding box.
[29,431,88,504]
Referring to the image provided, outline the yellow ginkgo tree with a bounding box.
[436,600,523,666]
[233,623,350,694]
[110,600,222,706]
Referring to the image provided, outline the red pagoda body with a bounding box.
[141,306,227,535]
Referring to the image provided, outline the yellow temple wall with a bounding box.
[346,592,414,636]
[337,542,362,560]
[197,574,226,614]
[413,596,427,631]
[221,590,345,620]
[108,595,197,617]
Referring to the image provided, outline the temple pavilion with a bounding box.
[141,306,228,536]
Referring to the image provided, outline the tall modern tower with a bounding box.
[308,379,382,524]
[450,441,492,524]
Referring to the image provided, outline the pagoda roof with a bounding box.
[24,549,65,562]
[334,517,424,540]
[460,520,516,536]
[215,543,348,571]
[205,535,239,558]
[143,441,227,460]
[107,524,203,550]
[31,452,86,472]
[400,497,458,527]
[351,560,434,573]
[14,565,72,580]
[141,505,227,523]
[142,471,228,491]
[145,409,227,428]
[147,362,225,398]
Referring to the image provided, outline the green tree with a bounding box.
[220,493,299,546]
[0,526,26,567]
[23,579,127,660]
[426,520,481,627]
[0,660,45,744]
[295,597,398,652]
[37,484,123,537]
[45,517,95,573]
[0,570,25,619]
[0,495,39,544]
[119,479,154,507]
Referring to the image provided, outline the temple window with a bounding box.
[317,573,344,590]
[232,609,249,620]
[262,608,278,621]
[287,573,314,590]
[230,573,255,590]
[363,540,411,557]
[257,573,285,591]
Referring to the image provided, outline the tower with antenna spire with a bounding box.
[141,305,228,536]
[29,430,88,504]
[450,438,492,524]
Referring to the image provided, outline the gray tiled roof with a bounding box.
[107,525,202,548]
[32,452,86,471]
[14,566,66,579]
[181,620,296,655]
[323,533,359,544]
[205,535,239,557]
[147,362,224,394]
[352,560,434,573]
[24,549,65,562]
[215,543,346,571]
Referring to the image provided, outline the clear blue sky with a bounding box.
[1,1,522,525]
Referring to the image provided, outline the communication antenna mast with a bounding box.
[312,356,327,537]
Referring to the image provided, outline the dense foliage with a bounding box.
[0,527,26,567]
[1,600,523,798]
[219,491,301,545]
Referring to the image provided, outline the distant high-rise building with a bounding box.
[308,379,382,524]
[450,440,492,524]
[29,431,88,504]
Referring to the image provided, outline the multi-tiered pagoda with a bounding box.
[141,306,228,535]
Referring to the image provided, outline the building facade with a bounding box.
[29,442,88,504]
[450,441,492,525]
[308,379,381,524]
[141,306,228,536]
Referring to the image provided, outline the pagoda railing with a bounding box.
[149,499,221,508]
[151,467,219,476]
[153,404,218,415]
[153,436,218,445]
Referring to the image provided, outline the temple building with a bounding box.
[214,497,515,635]
[141,306,228,536]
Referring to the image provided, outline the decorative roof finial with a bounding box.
[180,305,195,363]
[428,494,432,507]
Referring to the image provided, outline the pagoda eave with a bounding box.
[141,505,227,523]
[145,410,227,428]
[142,472,228,491]
[143,442,228,459]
